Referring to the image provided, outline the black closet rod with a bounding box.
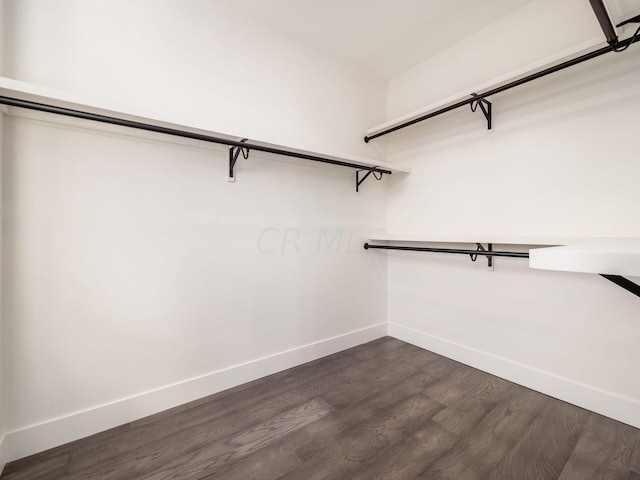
[363,243,529,258]
[364,33,640,142]
[0,96,392,175]
[365,244,640,298]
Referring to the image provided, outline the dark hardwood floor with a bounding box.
[3,337,640,479]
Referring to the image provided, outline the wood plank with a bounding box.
[198,442,301,480]
[278,394,443,480]
[431,370,511,435]
[422,384,547,480]
[141,398,332,480]
[413,349,465,380]
[0,453,69,480]
[487,398,592,480]
[221,398,332,459]
[349,420,459,480]
[632,433,640,473]
[288,370,441,463]
[422,365,500,406]
[319,349,421,410]
[557,413,639,480]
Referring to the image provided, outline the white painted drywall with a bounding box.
[3,0,640,465]
[384,0,640,425]
[2,0,386,159]
[0,111,5,473]
[0,0,4,74]
[0,0,5,459]
[225,0,534,80]
[388,0,603,118]
[2,116,387,431]
[0,0,388,460]
[0,0,5,468]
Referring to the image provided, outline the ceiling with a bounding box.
[227,0,535,79]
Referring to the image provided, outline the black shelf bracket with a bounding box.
[616,13,640,28]
[356,169,383,193]
[470,243,494,268]
[470,94,492,130]
[228,138,249,181]
[600,275,640,298]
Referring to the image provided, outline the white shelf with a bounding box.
[366,36,604,139]
[367,235,640,278]
[529,240,640,277]
[0,76,410,175]
[366,234,626,246]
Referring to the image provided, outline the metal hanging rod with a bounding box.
[363,243,528,259]
[0,96,392,178]
[364,243,640,299]
[364,33,640,143]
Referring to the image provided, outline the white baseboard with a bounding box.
[389,322,640,429]
[1,323,386,465]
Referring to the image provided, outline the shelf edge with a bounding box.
[366,35,604,137]
[0,77,410,175]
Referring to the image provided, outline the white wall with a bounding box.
[388,0,603,117]
[3,0,385,158]
[0,0,3,74]
[3,0,639,466]
[384,0,640,426]
[0,1,6,469]
[0,111,4,473]
[0,0,388,462]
